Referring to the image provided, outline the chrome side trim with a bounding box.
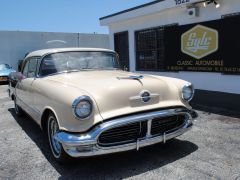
[55,108,195,157]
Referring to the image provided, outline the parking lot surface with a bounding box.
[0,85,239,180]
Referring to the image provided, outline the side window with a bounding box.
[28,58,38,78]
[22,61,29,77]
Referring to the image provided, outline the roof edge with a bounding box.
[25,48,115,58]
[99,0,165,20]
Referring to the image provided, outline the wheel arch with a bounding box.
[41,107,60,132]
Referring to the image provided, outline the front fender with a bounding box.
[150,75,193,109]
[35,79,103,133]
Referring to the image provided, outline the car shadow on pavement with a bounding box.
[8,108,198,180]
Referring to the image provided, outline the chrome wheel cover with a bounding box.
[48,116,61,158]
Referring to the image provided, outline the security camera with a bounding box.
[188,9,194,16]
[187,8,198,18]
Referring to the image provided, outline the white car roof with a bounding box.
[25,48,115,58]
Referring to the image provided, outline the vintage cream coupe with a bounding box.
[13,48,197,162]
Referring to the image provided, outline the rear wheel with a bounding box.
[14,98,24,116]
[47,113,72,163]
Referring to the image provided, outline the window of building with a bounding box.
[114,31,129,70]
[135,27,165,71]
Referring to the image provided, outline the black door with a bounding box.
[114,31,129,71]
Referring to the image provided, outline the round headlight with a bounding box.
[182,84,194,101]
[72,96,93,119]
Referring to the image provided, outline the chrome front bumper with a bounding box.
[55,108,196,157]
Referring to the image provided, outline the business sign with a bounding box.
[181,25,218,59]
[164,15,240,74]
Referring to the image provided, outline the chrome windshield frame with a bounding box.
[36,51,121,78]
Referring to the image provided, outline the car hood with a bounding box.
[0,69,15,76]
[44,70,185,120]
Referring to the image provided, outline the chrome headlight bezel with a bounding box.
[72,96,93,120]
[182,83,194,102]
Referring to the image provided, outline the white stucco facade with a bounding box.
[0,31,109,70]
[100,0,240,94]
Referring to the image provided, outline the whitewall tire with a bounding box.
[47,113,71,163]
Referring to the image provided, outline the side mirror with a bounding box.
[15,72,25,81]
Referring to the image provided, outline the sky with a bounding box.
[0,0,152,34]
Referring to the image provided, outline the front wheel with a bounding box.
[47,113,72,163]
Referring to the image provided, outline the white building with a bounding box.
[100,0,240,113]
[0,31,109,70]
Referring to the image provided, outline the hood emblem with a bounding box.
[129,91,159,103]
[140,91,151,103]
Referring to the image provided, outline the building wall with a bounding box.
[106,0,240,94]
[0,31,109,70]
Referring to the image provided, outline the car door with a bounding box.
[16,60,29,110]
[17,57,39,119]
[27,57,42,121]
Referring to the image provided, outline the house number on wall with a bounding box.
[174,0,190,5]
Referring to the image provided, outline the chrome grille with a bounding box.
[98,121,147,147]
[151,115,186,136]
[98,115,186,147]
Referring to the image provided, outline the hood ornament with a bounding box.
[117,75,144,80]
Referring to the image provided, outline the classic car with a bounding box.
[13,48,197,162]
[0,64,16,84]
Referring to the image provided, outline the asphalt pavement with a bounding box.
[0,85,239,180]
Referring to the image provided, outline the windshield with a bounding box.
[39,51,120,76]
[0,64,10,71]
